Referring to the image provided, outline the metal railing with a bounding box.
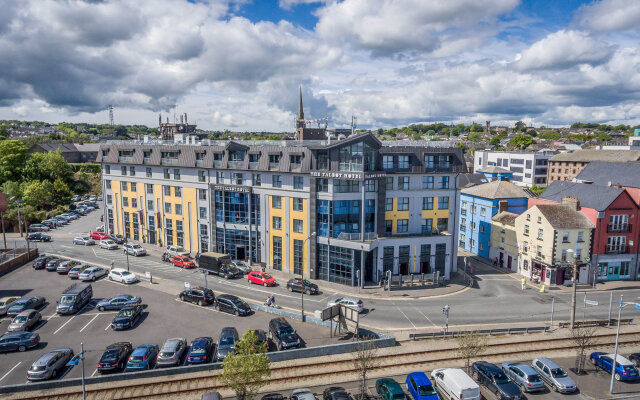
[195,159,205,167]
[607,224,631,233]
[118,156,133,162]
[228,160,244,169]
[337,232,378,241]
[606,245,629,254]
[160,158,179,166]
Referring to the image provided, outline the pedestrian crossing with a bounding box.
[91,248,192,276]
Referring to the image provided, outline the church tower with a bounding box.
[296,86,305,130]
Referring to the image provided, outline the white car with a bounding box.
[0,296,20,317]
[123,243,146,256]
[73,236,95,246]
[108,268,138,284]
[79,266,108,281]
[99,239,118,250]
[59,213,78,220]
[166,245,190,257]
[327,296,364,313]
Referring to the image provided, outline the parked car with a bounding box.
[98,195,103,201]
[57,260,81,274]
[33,256,54,270]
[60,213,78,220]
[79,266,108,281]
[111,305,143,330]
[7,297,46,317]
[406,372,439,400]
[108,268,138,284]
[99,239,118,250]
[26,348,74,381]
[28,224,50,232]
[500,362,545,393]
[0,296,20,317]
[41,220,57,229]
[27,232,51,242]
[327,296,364,313]
[230,260,252,274]
[286,278,319,294]
[248,329,270,352]
[8,310,42,332]
[172,255,196,269]
[187,337,215,364]
[56,284,93,315]
[125,344,159,372]
[96,294,142,311]
[123,243,146,256]
[45,258,63,271]
[323,386,351,400]
[157,337,188,368]
[96,342,133,373]
[73,236,95,246]
[90,231,109,240]
[109,234,125,244]
[214,294,251,316]
[590,352,639,381]
[629,353,640,367]
[166,245,190,257]
[376,378,407,400]
[68,264,90,279]
[71,195,80,202]
[268,317,301,351]
[248,271,276,287]
[0,331,40,352]
[431,368,480,400]
[531,357,577,393]
[215,327,239,361]
[471,361,522,400]
[179,286,215,306]
[291,388,317,400]
[81,195,89,201]
[89,195,97,201]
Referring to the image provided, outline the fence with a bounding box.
[409,326,550,340]
[558,319,633,328]
[0,247,39,277]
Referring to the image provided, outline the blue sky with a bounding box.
[1,0,640,131]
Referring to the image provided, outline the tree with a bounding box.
[469,123,483,133]
[570,325,597,374]
[514,121,526,131]
[597,133,612,142]
[353,338,380,398]
[528,185,545,195]
[219,330,271,400]
[467,132,481,143]
[489,137,501,146]
[23,150,73,184]
[22,180,52,209]
[509,134,536,150]
[456,142,467,153]
[51,178,73,205]
[456,331,488,374]
[0,140,27,185]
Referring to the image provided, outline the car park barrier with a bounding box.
[558,318,633,328]
[409,326,550,340]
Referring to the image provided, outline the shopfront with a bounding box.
[597,261,632,281]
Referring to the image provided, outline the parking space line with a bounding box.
[215,279,311,301]
[53,315,76,334]
[105,320,112,330]
[413,306,438,328]
[0,362,21,383]
[79,313,100,332]
[393,303,417,329]
[173,298,225,314]
[91,369,98,377]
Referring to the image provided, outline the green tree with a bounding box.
[23,150,73,184]
[219,330,271,400]
[22,180,52,209]
[51,178,73,204]
[597,133,612,142]
[0,140,27,185]
[489,137,501,146]
[456,142,467,152]
[538,130,561,140]
[1,181,22,201]
[509,134,536,150]
[467,132,481,142]
[514,121,527,132]
[528,185,545,195]
[469,123,483,133]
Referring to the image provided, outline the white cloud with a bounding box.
[11,105,28,117]
[576,0,640,32]
[278,0,326,11]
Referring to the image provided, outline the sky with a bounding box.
[1,0,640,131]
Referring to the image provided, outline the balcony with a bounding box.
[290,162,302,170]
[269,161,280,170]
[195,159,205,167]
[118,156,133,163]
[228,160,244,169]
[607,224,631,233]
[337,232,378,241]
[160,158,178,166]
[606,245,629,254]
[213,160,223,168]
[143,157,151,164]
[249,161,258,169]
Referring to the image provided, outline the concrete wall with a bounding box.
[0,248,39,277]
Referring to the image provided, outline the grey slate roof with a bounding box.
[538,181,625,211]
[459,173,488,188]
[461,180,532,199]
[576,161,640,189]
[549,150,640,163]
[477,166,511,174]
[492,211,518,226]
[535,204,595,229]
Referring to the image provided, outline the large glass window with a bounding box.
[397,219,408,233]
[317,150,329,170]
[166,219,173,245]
[293,198,303,211]
[423,197,433,210]
[383,155,394,170]
[385,198,393,211]
[200,207,207,219]
[438,196,449,210]
[273,216,282,230]
[334,179,359,193]
[252,174,261,186]
[397,176,409,190]
[293,239,304,275]
[422,219,433,234]
[272,175,282,188]
[273,237,282,270]
[317,200,331,237]
[176,221,184,247]
[293,219,303,233]
[383,246,394,272]
[317,244,358,285]
[439,176,449,189]
[365,180,376,192]
[398,197,409,211]
[398,155,410,169]
[317,178,328,192]
[272,196,281,209]
[339,142,364,172]
[107,209,114,233]
[215,228,261,263]
[294,176,304,189]
[423,176,434,189]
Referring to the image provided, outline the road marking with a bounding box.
[45,313,58,320]
[215,279,320,301]
[393,303,417,329]
[60,245,74,249]
[0,362,21,383]
[53,315,76,334]
[79,313,100,332]
[105,320,112,330]
[413,306,438,328]
[91,369,98,377]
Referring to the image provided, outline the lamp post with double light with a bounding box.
[609,295,640,394]
[300,232,316,322]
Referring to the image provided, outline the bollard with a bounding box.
[411,274,414,286]
[539,284,545,293]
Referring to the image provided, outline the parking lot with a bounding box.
[0,263,343,387]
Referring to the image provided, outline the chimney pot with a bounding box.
[562,196,580,211]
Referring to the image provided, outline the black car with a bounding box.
[323,387,351,400]
[109,234,125,244]
[262,394,285,400]
[7,297,46,317]
[40,220,57,229]
[111,305,143,330]
[268,317,301,351]
[286,278,319,295]
[180,287,215,306]
[45,258,63,271]
[0,331,40,352]
[472,361,523,400]
[97,342,133,373]
[248,329,270,352]
[33,256,54,270]
[630,353,640,367]
[214,294,251,316]
[187,337,215,364]
[216,327,239,361]
[27,233,51,242]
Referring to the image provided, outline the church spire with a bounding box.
[297,86,304,121]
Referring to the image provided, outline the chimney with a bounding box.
[498,200,508,214]
[492,177,498,182]
[562,196,580,211]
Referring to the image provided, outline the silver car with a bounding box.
[79,266,108,281]
[230,260,252,274]
[99,239,118,250]
[0,296,19,317]
[166,245,190,257]
[156,337,188,367]
[291,388,318,400]
[327,296,364,313]
[8,310,42,332]
[73,236,95,246]
[502,362,545,392]
[68,264,90,279]
[531,357,577,393]
[27,348,74,381]
[123,243,147,256]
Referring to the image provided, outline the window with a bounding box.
[471,205,477,214]
[293,198,303,211]
[383,155,394,170]
[480,208,486,217]
[146,167,152,178]
[272,175,282,188]
[537,216,542,223]
[290,154,302,169]
[164,203,172,213]
[523,241,529,253]
[272,196,281,209]
[272,216,282,230]
[147,200,154,211]
[470,221,476,231]
[577,231,584,242]
[252,174,261,186]
[365,180,376,192]
[106,195,112,205]
[293,219,303,233]
[106,180,111,189]
[385,220,392,234]
[524,225,529,236]
[397,219,408,233]
[173,169,181,180]
[425,155,435,168]
[293,239,303,274]
[537,228,543,240]
[216,171,223,184]
[438,196,449,210]
[200,224,208,238]
[386,177,393,190]
[273,237,282,270]
[164,168,170,179]
[129,166,135,176]
[123,197,129,207]
[397,176,409,190]
[421,219,433,233]
[121,181,128,191]
[131,198,138,208]
[200,207,207,219]
[423,176,434,189]
[398,155,409,169]
[175,204,182,215]
[536,245,543,258]
[131,182,137,192]
[398,197,409,211]
[198,170,206,182]
[317,178,328,192]
[105,165,110,174]
[385,198,393,211]
[174,186,182,197]
[423,197,433,210]
[294,176,304,189]
[334,179,359,193]
[198,189,206,200]
[121,166,126,176]
[232,172,243,185]
[562,232,569,243]
[479,243,484,251]
[576,248,582,260]
[526,214,530,221]
[269,154,280,169]
[479,225,485,233]
[439,176,449,189]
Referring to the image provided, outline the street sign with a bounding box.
[585,257,591,263]
[585,300,598,306]
[66,356,79,366]
[145,271,151,279]
[184,281,190,289]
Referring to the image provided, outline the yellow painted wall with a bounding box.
[111,179,121,235]
[490,220,518,255]
[384,198,409,234]
[421,197,449,232]
[153,183,164,247]
[183,187,198,253]
[269,195,285,269]
[384,196,449,234]
[289,198,308,273]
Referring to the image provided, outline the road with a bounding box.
[24,211,640,332]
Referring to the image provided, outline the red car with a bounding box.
[247,271,276,287]
[90,231,109,240]
[172,255,195,269]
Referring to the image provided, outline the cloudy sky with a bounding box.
[1,0,639,131]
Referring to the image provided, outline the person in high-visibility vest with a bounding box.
[521,277,526,290]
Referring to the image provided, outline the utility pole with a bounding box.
[15,200,22,237]
[301,232,316,322]
[570,252,578,329]
[442,305,450,333]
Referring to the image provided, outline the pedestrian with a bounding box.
[521,277,526,290]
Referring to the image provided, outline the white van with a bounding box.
[431,368,480,400]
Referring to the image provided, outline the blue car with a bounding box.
[95,294,142,311]
[406,372,438,400]
[125,344,159,372]
[590,352,639,381]
[187,337,215,364]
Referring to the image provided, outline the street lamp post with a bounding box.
[609,295,640,394]
[442,304,450,333]
[567,248,578,329]
[300,232,316,322]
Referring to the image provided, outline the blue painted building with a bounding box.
[458,181,531,258]
[476,166,513,182]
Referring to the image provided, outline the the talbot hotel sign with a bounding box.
[310,171,387,181]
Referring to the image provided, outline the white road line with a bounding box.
[0,362,21,383]
[413,307,438,328]
[105,321,112,330]
[53,315,76,334]
[45,313,58,320]
[215,279,313,301]
[91,369,98,377]
[393,303,417,329]
[79,313,100,332]
[60,245,75,249]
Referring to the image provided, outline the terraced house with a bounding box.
[98,130,466,287]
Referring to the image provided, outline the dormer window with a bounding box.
[290,154,302,170]
[269,154,281,169]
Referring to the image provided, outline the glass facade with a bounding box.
[215,227,261,263]
[317,244,361,286]
[338,142,376,172]
[317,200,374,238]
[215,191,260,225]
[293,239,303,275]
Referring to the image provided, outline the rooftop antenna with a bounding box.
[172,104,177,124]
[108,105,114,127]
[351,115,357,135]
